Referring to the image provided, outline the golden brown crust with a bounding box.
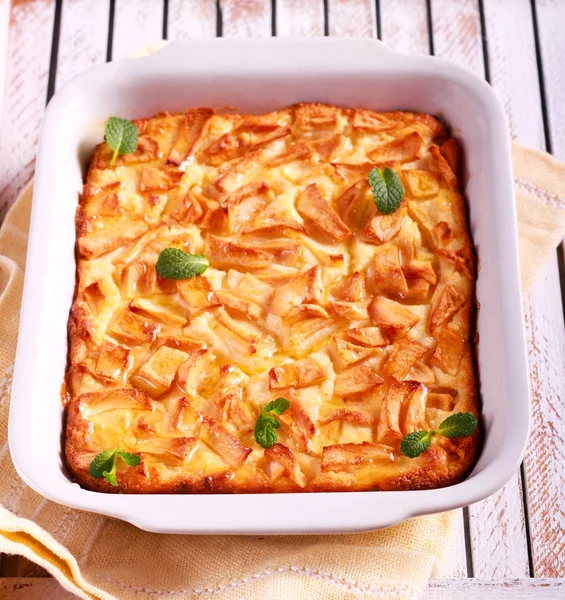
[65,104,480,493]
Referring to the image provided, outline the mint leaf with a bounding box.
[254,398,290,449]
[368,167,405,215]
[156,248,209,280]
[89,449,116,478]
[89,448,141,486]
[254,415,279,449]
[105,116,139,166]
[117,451,141,467]
[263,397,290,416]
[400,430,433,458]
[437,412,478,438]
[102,468,118,487]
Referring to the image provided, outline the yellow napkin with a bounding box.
[0,142,564,600]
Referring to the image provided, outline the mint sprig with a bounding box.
[254,397,290,449]
[400,412,478,458]
[437,412,478,438]
[156,248,209,280]
[105,116,139,166]
[401,431,433,458]
[368,167,405,215]
[89,448,141,487]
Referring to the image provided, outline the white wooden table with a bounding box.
[0,1,564,598]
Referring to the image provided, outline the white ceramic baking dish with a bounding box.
[9,38,530,534]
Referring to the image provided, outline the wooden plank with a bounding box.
[2,577,565,600]
[442,510,469,578]
[431,0,533,579]
[0,555,48,578]
[379,0,429,55]
[535,0,565,158]
[370,4,469,578]
[221,0,271,38]
[56,0,110,89]
[482,0,545,147]
[431,0,485,76]
[424,578,565,599]
[168,0,216,40]
[276,0,324,37]
[327,0,376,38]
[0,0,56,221]
[0,578,76,599]
[522,257,565,578]
[480,0,565,580]
[111,0,164,60]
[0,0,9,126]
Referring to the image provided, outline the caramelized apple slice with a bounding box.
[176,348,211,396]
[341,327,389,348]
[321,442,394,472]
[430,285,466,332]
[327,300,370,321]
[335,180,375,230]
[95,343,130,380]
[294,103,345,132]
[330,337,376,371]
[321,408,376,427]
[402,169,440,199]
[139,166,183,193]
[430,328,466,375]
[352,110,399,133]
[131,346,190,398]
[200,415,252,469]
[223,181,273,233]
[109,309,159,346]
[215,290,263,320]
[334,365,383,398]
[384,341,429,380]
[168,108,213,165]
[78,217,149,259]
[309,134,346,161]
[359,209,406,245]
[330,272,367,301]
[296,183,351,242]
[269,356,327,390]
[243,198,306,235]
[367,131,423,164]
[130,297,187,328]
[169,396,199,431]
[270,265,323,316]
[207,236,270,269]
[372,245,409,297]
[168,188,204,225]
[177,276,221,319]
[402,383,428,433]
[368,297,418,338]
[427,391,457,412]
[135,437,197,462]
[278,394,316,451]
[213,149,265,194]
[430,144,458,191]
[376,380,421,442]
[435,246,476,280]
[77,388,153,417]
[264,443,306,487]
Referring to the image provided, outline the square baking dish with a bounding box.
[9,38,530,534]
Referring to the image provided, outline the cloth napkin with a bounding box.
[0,142,564,600]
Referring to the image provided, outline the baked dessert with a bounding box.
[64,103,480,493]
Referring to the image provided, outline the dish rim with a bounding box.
[8,37,530,534]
